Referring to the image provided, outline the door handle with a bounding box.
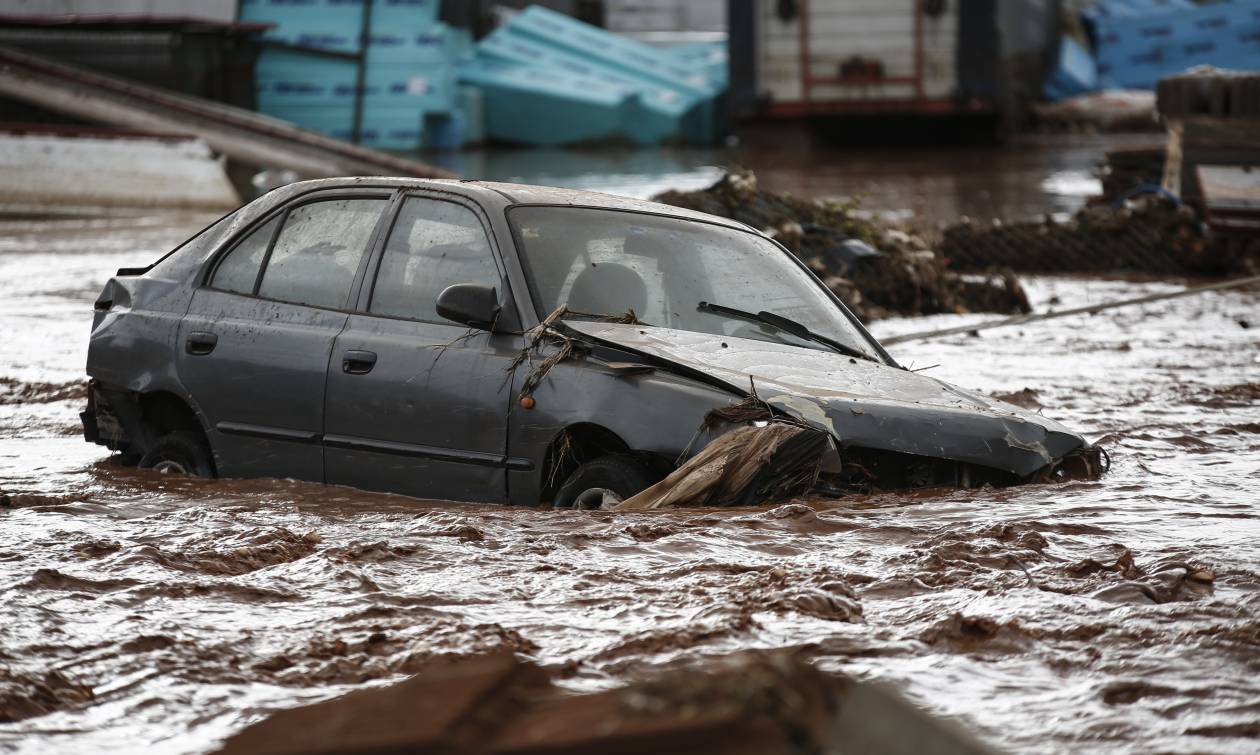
[185,331,218,356]
[342,350,377,375]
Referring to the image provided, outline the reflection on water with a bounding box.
[2,155,1258,755]
[426,132,1138,225]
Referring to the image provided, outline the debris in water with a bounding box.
[990,387,1044,409]
[616,422,832,510]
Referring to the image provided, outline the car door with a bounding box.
[322,193,522,502]
[177,192,391,481]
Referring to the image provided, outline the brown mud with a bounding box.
[1,195,1259,753]
[211,649,991,755]
[0,378,86,406]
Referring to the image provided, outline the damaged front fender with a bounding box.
[565,322,1099,484]
[765,392,1085,479]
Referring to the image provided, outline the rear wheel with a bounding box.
[138,430,215,477]
[554,454,660,510]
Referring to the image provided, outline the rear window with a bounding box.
[211,216,278,294]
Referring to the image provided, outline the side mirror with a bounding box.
[436,283,501,331]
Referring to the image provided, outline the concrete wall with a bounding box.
[0,0,236,19]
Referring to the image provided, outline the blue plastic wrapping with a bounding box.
[1044,36,1100,100]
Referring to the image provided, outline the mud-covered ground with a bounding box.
[2,200,1259,754]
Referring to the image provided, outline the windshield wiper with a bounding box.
[697,301,877,362]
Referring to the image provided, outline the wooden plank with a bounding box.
[1198,165,1260,207]
[1163,118,1184,194]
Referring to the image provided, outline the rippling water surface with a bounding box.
[1,199,1258,754]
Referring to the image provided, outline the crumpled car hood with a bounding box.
[567,322,1088,477]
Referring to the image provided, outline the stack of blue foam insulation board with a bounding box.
[240,0,472,150]
[458,5,728,146]
[1092,1,1260,90]
[1044,0,1260,100]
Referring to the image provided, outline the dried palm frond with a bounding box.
[506,306,644,401]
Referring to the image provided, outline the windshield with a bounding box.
[509,206,883,361]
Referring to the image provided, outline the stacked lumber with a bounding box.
[1157,68,1260,202]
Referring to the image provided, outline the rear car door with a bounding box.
[177,193,390,481]
[322,193,522,502]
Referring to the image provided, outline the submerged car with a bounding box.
[83,178,1101,507]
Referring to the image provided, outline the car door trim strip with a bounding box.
[323,433,534,470]
[217,421,319,442]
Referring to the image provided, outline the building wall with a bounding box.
[755,0,960,108]
[605,0,725,32]
[0,0,237,19]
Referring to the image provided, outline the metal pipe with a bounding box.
[798,0,811,103]
[351,0,374,145]
[913,0,924,99]
[881,275,1260,346]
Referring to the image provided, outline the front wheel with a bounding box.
[138,430,215,477]
[554,454,660,510]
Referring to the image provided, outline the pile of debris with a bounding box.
[980,66,1260,277]
[1097,144,1167,203]
[616,419,832,511]
[1033,90,1159,133]
[940,195,1260,276]
[653,171,1031,322]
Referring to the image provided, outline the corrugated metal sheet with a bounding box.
[0,1,235,20]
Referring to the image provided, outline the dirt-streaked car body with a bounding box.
[83,178,1098,506]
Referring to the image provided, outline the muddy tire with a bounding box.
[138,431,215,477]
[554,454,659,510]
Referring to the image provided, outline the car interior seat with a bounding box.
[565,262,648,317]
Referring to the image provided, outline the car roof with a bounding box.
[270,177,756,233]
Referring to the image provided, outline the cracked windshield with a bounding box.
[511,206,881,359]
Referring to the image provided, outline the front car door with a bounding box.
[177,192,390,480]
[322,192,523,502]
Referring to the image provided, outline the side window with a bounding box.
[369,197,500,323]
[257,198,387,309]
[210,216,278,294]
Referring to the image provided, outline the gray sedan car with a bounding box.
[83,178,1100,506]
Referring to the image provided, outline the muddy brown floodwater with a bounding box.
[2,190,1259,754]
[437,132,1132,226]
